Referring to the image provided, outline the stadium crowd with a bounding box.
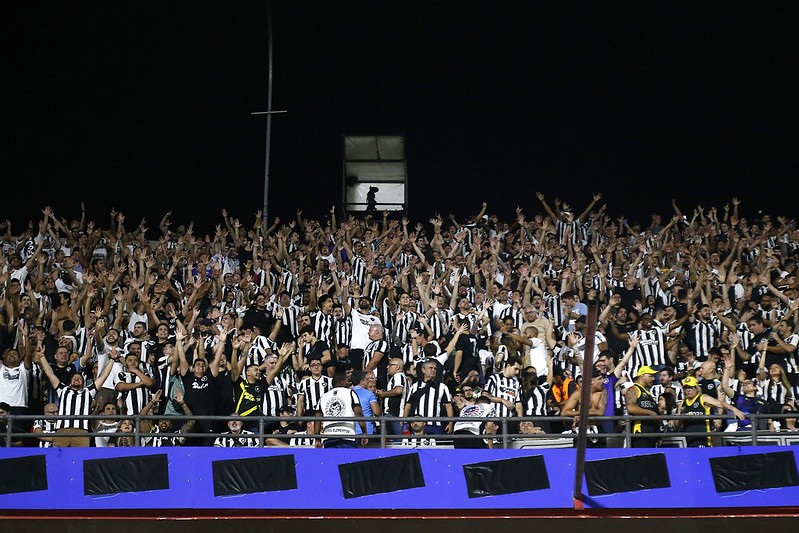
[1,194,798,449]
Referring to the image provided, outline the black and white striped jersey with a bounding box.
[485,373,521,418]
[311,310,335,345]
[383,371,409,417]
[350,254,368,286]
[142,425,186,446]
[332,316,352,350]
[760,378,793,406]
[392,309,420,346]
[651,382,684,404]
[631,326,669,373]
[523,383,550,417]
[690,319,720,360]
[363,339,389,373]
[289,431,315,447]
[268,302,303,338]
[214,430,258,447]
[261,378,286,417]
[406,380,452,426]
[32,418,57,447]
[246,335,277,367]
[111,367,155,415]
[55,384,97,430]
[428,309,453,340]
[297,375,333,413]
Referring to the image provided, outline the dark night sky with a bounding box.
[4,2,798,236]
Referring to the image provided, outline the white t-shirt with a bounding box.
[528,338,549,377]
[319,387,361,438]
[453,402,493,434]
[94,420,120,447]
[349,308,382,350]
[0,363,30,407]
[127,311,149,333]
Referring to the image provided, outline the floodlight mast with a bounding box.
[262,0,274,230]
[253,0,287,229]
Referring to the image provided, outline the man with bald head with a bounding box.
[376,357,407,439]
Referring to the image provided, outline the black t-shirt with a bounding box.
[53,363,78,386]
[214,370,235,417]
[241,307,269,332]
[181,370,216,415]
[307,340,330,364]
[609,321,636,356]
[614,287,640,313]
[452,334,480,377]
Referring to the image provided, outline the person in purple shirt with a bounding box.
[594,337,638,439]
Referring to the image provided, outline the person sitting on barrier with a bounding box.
[451,388,493,449]
[517,420,546,436]
[675,376,745,446]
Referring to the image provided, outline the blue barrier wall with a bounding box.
[1,446,797,511]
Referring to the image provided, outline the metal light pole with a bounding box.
[252,0,286,228]
[262,0,274,228]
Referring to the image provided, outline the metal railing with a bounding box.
[2,412,796,448]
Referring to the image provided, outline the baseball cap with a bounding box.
[682,376,698,388]
[637,365,658,376]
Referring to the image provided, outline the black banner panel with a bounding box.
[339,453,425,499]
[710,451,799,493]
[463,456,550,498]
[585,453,671,496]
[83,454,169,495]
[213,455,298,496]
[0,455,48,495]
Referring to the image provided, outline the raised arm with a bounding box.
[34,344,61,390]
[614,336,638,378]
[536,192,559,224]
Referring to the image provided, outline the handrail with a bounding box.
[2,412,796,448]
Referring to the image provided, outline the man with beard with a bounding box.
[35,344,115,447]
[342,278,382,371]
[451,391,494,449]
